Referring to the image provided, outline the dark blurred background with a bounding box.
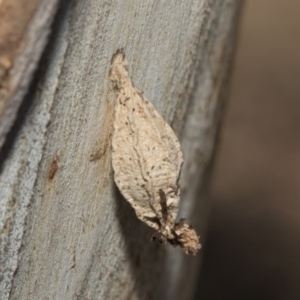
[196,1,300,299]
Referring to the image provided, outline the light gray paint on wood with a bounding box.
[0,0,241,299]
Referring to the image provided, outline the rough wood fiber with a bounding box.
[0,0,59,149]
[0,1,241,299]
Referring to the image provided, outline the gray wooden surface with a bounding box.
[0,1,241,299]
[0,0,59,148]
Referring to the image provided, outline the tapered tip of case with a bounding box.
[152,219,201,255]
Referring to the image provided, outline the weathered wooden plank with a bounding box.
[0,0,59,149]
[0,1,241,299]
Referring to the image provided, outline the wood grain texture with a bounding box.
[0,0,59,149]
[0,0,241,299]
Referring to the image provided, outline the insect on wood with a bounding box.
[110,49,201,255]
